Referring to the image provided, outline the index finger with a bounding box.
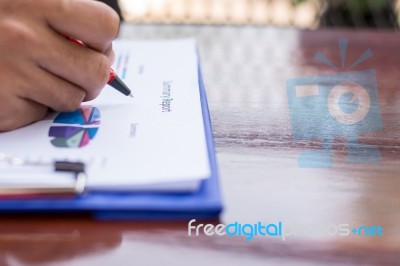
[42,0,120,53]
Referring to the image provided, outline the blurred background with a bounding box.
[98,0,400,122]
[111,0,400,29]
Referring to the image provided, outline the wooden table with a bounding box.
[0,24,399,265]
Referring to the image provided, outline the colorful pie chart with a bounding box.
[49,106,100,148]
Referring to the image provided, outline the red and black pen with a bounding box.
[65,35,133,98]
[107,67,133,98]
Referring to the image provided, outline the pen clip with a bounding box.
[0,158,87,197]
[54,161,87,194]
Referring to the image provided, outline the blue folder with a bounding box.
[0,63,223,220]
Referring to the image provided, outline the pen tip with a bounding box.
[128,93,134,98]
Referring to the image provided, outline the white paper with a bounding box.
[0,39,211,192]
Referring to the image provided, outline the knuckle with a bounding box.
[109,12,120,39]
[0,19,37,50]
[83,55,108,101]
[108,49,115,64]
[58,101,80,113]
[59,91,85,112]
[93,54,110,89]
[98,6,120,39]
[53,0,71,18]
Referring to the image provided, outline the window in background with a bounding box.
[119,0,321,28]
[118,0,400,29]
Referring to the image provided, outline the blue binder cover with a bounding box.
[0,63,223,220]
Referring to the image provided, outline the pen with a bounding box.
[65,35,133,98]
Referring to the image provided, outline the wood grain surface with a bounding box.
[0,24,399,266]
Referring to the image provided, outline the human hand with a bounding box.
[0,0,119,131]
